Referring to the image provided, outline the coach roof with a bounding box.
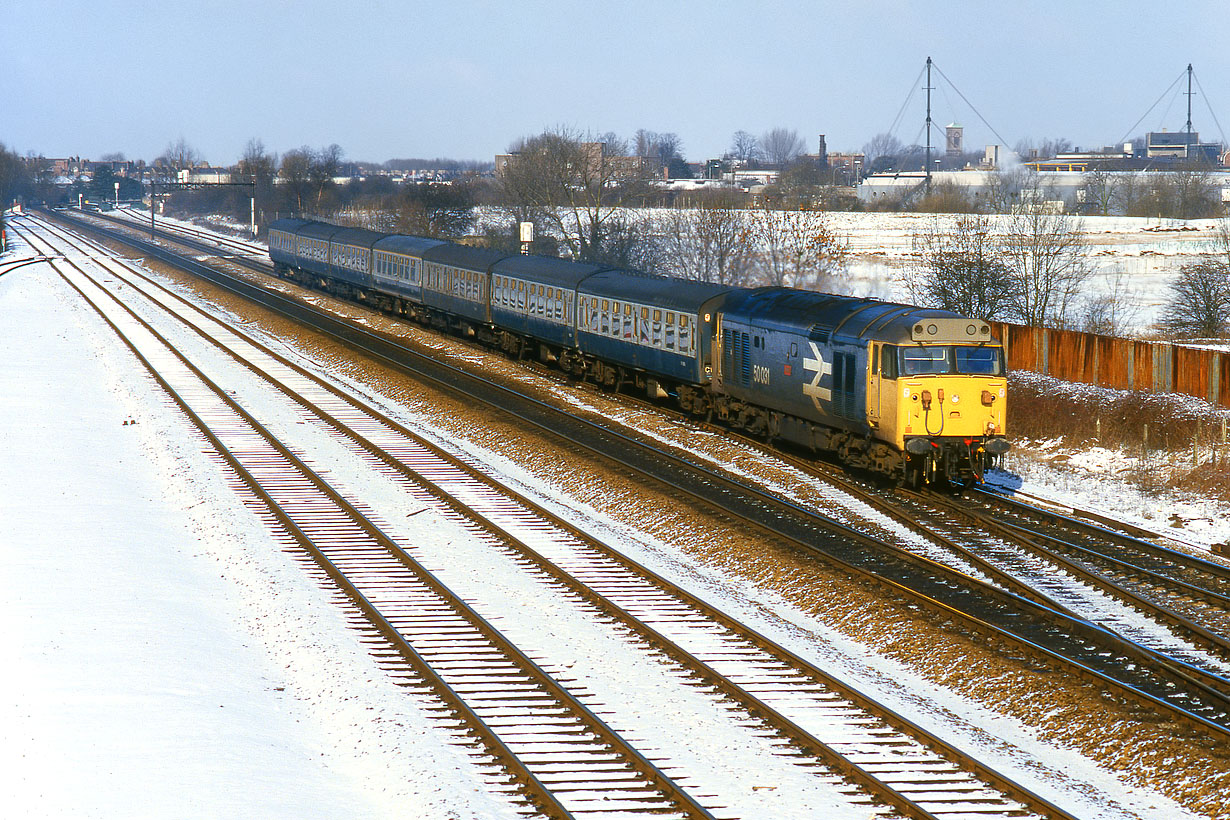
[491,255,613,289]
[580,270,735,312]
[328,226,385,248]
[373,234,449,256]
[421,243,511,272]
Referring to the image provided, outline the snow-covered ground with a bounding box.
[3,217,1224,818]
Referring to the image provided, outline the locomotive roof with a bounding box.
[579,270,734,312]
[373,234,449,255]
[491,255,612,289]
[722,288,996,345]
[421,243,512,272]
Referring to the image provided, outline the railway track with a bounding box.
[965,488,1230,646]
[18,215,1089,818]
[114,205,267,258]
[42,209,1230,746]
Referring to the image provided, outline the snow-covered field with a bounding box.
[3,216,1227,818]
[472,206,1225,334]
[830,212,1226,331]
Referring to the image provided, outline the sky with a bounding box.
[4,1,1229,168]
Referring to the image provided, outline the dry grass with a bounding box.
[1009,371,1230,500]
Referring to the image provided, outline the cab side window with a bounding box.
[881,345,898,380]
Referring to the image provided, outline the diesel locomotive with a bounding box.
[268,218,1009,487]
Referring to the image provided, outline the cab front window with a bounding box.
[892,344,1004,376]
[900,345,951,375]
[954,345,1003,375]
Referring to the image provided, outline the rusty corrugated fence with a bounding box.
[990,322,1229,407]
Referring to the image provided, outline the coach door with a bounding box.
[867,343,881,429]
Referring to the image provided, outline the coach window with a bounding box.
[611,301,622,335]
[652,309,663,347]
[622,303,632,337]
[665,312,676,350]
[678,315,691,352]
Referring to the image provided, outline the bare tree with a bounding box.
[390,182,476,239]
[658,190,753,285]
[497,126,654,262]
[1080,167,1119,215]
[1159,261,1230,338]
[279,148,314,213]
[634,129,686,176]
[1079,271,1140,336]
[747,206,847,290]
[160,137,200,171]
[759,127,805,170]
[1013,136,1072,160]
[862,132,903,173]
[981,166,1032,214]
[728,130,761,165]
[1128,166,1221,219]
[909,214,1016,319]
[0,142,31,207]
[311,143,344,209]
[1000,206,1093,327]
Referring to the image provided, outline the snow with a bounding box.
[1,215,1216,819]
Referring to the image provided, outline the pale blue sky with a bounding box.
[4,1,1227,166]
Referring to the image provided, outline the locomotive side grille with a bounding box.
[722,329,753,388]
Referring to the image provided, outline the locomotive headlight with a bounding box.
[950,393,959,404]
